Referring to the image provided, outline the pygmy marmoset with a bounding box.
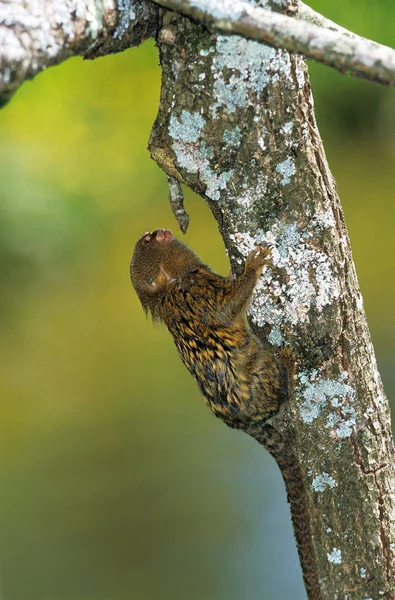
[130,229,293,443]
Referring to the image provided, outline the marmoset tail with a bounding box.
[130,228,293,442]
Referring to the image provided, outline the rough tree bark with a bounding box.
[148,4,395,598]
[1,0,395,598]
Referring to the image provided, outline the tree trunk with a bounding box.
[149,4,395,599]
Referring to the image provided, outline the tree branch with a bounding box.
[2,0,395,107]
[298,1,356,35]
[0,0,158,106]
[152,0,395,86]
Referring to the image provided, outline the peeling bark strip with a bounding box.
[149,2,395,598]
[152,0,395,86]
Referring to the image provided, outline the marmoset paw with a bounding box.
[245,244,271,271]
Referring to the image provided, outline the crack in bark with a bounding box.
[352,435,387,476]
[339,299,349,374]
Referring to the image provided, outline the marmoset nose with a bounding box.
[153,229,173,241]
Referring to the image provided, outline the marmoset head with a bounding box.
[130,229,202,317]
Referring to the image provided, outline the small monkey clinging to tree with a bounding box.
[130,228,293,444]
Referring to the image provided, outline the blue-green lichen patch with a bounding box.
[169,111,206,143]
[327,404,357,438]
[199,47,214,57]
[243,219,340,328]
[199,141,214,159]
[210,35,291,115]
[114,0,136,39]
[312,472,336,492]
[168,109,234,201]
[327,548,342,564]
[276,157,296,185]
[297,370,357,438]
[172,140,233,201]
[267,326,284,346]
[229,173,269,219]
[223,127,242,147]
[257,125,268,151]
[280,122,299,150]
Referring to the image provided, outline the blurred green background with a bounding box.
[0,1,394,598]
